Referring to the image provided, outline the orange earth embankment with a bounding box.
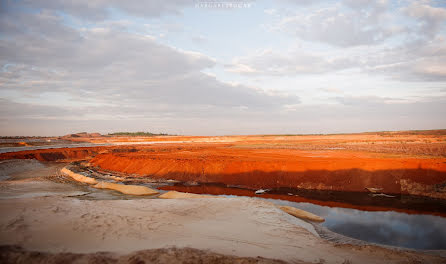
[90,145,446,199]
[0,146,109,162]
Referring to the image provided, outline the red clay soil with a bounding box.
[89,144,446,199]
[0,146,109,162]
[2,132,446,200]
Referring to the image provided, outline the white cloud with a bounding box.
[227,49,357,76]
[364,36,446,81]
[1,0,445,135]
[405,0,446,39]
[275,1,397,47]
[264,8,276,15]
[272,0,445,49]
[0,7,300,135]
[229,17,446,81]
[15,0,193,20]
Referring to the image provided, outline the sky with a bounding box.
[0,0,446,136]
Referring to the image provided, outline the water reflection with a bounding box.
[159,184,446,250]
[265,199,446,250]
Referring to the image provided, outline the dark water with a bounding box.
[265,198,446,250]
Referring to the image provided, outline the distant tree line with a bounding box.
[107,132,170,137]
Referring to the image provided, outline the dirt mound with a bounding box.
[0,246,288,264]
[62,132,102,138]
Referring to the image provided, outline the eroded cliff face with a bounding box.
[2,143,446,199]
[0,147,108,162]
[88,145,446,199]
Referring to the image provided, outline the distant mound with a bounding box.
[63,132,102,138]
[107,132,169,137]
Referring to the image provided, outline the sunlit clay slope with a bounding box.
[90,145,446,199]
[0,147,108,162]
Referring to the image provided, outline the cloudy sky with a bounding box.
[1,0,445,136]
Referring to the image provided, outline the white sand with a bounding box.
[61,167,98,184]
[278,205,325,222]
[0,195,445,263]
[93,181,159,195]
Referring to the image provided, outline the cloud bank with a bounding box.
[1,0,445,135]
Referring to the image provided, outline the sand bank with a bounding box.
[159,190,325,223]
[61,167,98,184]
[93,181,158,195]
[278,205,325,222]
[1,195,445,264]
[61,167,159,195]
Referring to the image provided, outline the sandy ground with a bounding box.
[1,157,446,263]
[1,194,446,264]
[0,246,289,264]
